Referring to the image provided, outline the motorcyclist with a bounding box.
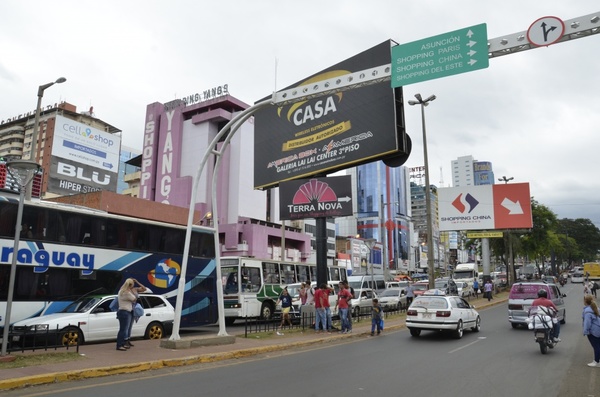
[531,289,561,342]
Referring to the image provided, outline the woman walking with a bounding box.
[582,295,600,367]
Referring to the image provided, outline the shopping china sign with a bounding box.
[438,183,532,231]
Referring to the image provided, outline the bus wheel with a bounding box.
[260,302,274,320]
[60,327,82,346]
[225,318,236,326]
[145,322,165,339]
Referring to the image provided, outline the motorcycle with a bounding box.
[527,307,559,354]
[559,277,566,286]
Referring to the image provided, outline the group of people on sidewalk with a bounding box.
[278,280,383,336]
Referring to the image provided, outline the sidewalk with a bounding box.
[0,294,507,391]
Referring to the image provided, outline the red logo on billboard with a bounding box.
[293,179,338,204]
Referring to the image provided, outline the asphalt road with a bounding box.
[7,282,598,397]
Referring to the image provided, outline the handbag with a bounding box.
[109,298,119,312]
[134,302,144,318]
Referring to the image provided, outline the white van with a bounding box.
[347,274,386,294]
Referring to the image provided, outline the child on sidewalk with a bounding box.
[371,298,383,336]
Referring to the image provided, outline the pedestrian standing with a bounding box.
[125,278,149,348]
[335,282,352,333]
[484,279,493,301]
[406,282,415,307]
[345,281,354,332]
[314,283,326,333]
[116,279,137,351]
[592,281,599,298]
[370,298,383,336]
[582,295,600,367]
[321,284,333,332]
[472,279,480,299]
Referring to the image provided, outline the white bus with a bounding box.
[220,256,347,324]
[0,194,218,334]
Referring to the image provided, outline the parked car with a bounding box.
[406,290,481,339]
[351,288,378,317]
[507,282,566,328]
[11,294,174,347]
[378,288,407,311]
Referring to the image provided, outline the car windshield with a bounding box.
[379,289,400,297]
[61,297,104,313]
[413,284,428,291]
[411,297,449,309]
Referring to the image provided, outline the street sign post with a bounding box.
[391,23,489,87]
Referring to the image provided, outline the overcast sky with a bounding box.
[1,1,599,226]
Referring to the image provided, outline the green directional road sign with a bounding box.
[391,23,489,87]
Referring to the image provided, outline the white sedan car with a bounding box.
[457,282,474,298]
[406,290,481,339]
[11,294,174,347]
[377,288,407,311]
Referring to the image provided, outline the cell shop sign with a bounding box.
[279,176,353,220]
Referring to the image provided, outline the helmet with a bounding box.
[537,289,547,298]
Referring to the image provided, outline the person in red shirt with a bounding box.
[335,283,353,333]
[531,289,561,342]
[320,284,333,332]
[314,284,326,332]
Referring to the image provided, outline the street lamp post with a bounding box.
[26,77,67,200]
[1,160,41,356]
[408,93,436,289]
[364,238,377,288]
[498,175,514,286]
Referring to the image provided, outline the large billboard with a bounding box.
[438,183,533,231]
[48,115,120,195]
[253,41,407,189]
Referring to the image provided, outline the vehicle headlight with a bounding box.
[28,324,49,332]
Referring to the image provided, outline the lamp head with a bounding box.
[55,77,67,84]
[414,93,422,101]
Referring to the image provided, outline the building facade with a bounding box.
[0,102,121,198]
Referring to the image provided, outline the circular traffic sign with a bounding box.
[527,16,565,47]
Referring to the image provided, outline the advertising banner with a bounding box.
[279,175,352,220]
[438,183,532,231]
[254,41,407,189]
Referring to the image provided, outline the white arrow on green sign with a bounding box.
[391,23,489,87]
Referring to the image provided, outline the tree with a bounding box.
[557,218,600,262]
[520,199,558,274]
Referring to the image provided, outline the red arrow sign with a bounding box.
[493,183,532,229]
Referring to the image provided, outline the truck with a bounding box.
[583,262,600,281]
[453,263,479,285]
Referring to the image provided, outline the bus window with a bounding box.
[262,262,280,283]
[280,264,296,284]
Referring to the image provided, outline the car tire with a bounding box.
[409,328,421,337]
[511,323,519,329]
[453,320,464,339]
[560,310,566,324]
[59,326,83,346]
[145,321,165,339]
[471,316,481,332]
[225,318,236,326]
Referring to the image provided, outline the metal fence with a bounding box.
[4,324,81,354]
[242,304,406,337]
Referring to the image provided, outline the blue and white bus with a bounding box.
[0,194,218,330]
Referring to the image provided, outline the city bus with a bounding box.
[0,194,218,331]
[220,256,348,324]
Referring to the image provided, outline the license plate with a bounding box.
[12,335,20,342]
[534,331,545,338]
[422,313,432,319]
